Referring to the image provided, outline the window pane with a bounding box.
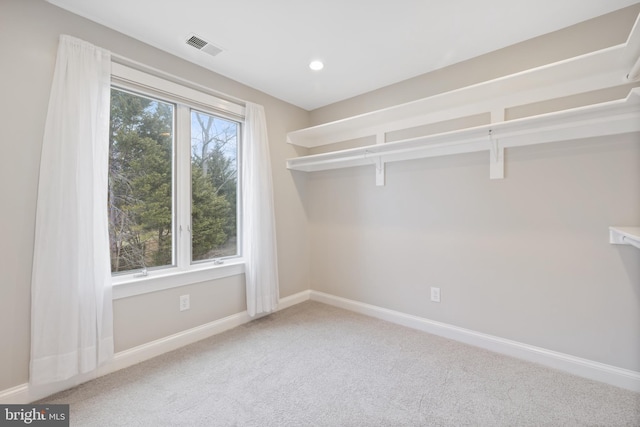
[109,89,174,273]
[191,110,238,262]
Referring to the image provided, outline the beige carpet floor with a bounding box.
[41,301,640,426]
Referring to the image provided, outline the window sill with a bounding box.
[111,260,245,300]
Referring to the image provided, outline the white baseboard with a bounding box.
[0,290,312,404]
[104,311,253,376]
[278,290,312,310]
[309,290,640,392]
[3,289,638,402]
[0,384,29,404]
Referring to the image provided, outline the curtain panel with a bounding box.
[30,35,114,385]
[241,103,280,317]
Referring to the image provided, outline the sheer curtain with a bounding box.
[241,103,280,317]
[30,36,113,385]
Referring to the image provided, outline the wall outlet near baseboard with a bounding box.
[430,287,441,303]
[179,294,190,311]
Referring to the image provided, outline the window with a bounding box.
[108,65,242,279]
[190,110,239,262]
[109,89,175,272]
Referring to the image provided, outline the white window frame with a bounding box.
[109,63,245,299]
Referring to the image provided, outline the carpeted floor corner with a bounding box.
[41,301,640,426]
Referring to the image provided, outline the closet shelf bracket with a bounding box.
[609,227,640,250]
[489,130,504,180]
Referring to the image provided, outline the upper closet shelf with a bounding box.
[287,88,640,174]
[287,13,640,149]
[286,12,640,185]
[609,227,640,250]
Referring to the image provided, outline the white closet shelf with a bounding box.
[286,88,640,174]
[286,13,640,185]
[287,13,640,149]
[609,227,640,250]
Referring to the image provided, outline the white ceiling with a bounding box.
[47,0,639,111]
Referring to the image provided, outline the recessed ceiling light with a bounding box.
[309,60,324,71]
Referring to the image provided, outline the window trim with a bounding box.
[109,62,245,298]
[111,63,245,118]
[112,260,245,299]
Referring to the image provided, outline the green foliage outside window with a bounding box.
[108,89,238,274]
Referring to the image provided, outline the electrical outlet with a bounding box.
[430,287,441,303]
[179,294,190,311]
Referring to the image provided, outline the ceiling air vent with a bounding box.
[186,34,223,57]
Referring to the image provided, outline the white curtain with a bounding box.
[30,36,113,385]
[241,103,280,317]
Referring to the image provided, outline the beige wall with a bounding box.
[305,6,640,371]
[0,0,310,391]
[306,135,640,371]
